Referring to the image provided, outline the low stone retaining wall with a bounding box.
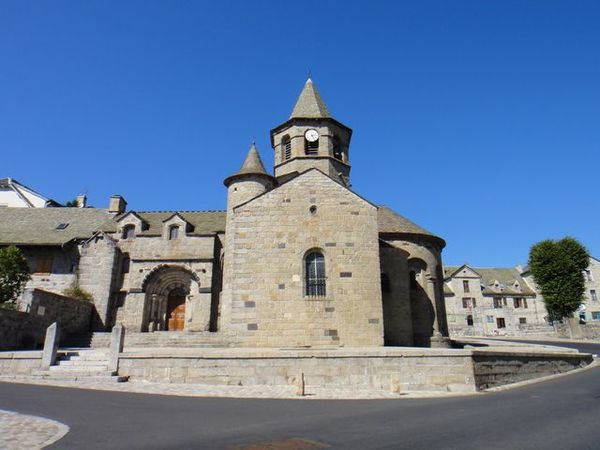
[118,347,477,393]
[0,289,92,350]
[472,348,592,390]
[0,351,42,375]
[117,346,592,393]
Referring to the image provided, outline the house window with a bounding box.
[591,290,598,301]
[282,135,291,161]
[519,317,527,324]
[585,269,593,282]
[462,298,476,308]
[496,318,506,329]
[305,138,319,155]
[381,273,391,294]
[466,315,474,326]
[169,225,179,240]
[35,255,54,274]
[463,280,470,292]
[592,311,600,321]
[122,225,135,240]
[493,297,503,309]
[514,297,527,308]
[305,251,326,297]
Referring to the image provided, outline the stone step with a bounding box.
[2,374,129,383]
[49,364,109,374]
[65,332,236,349]
[62,354,109,362]
[55,360,109,367]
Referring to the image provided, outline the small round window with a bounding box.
[309,205,317,215]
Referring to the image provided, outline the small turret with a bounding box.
[224,142,274,210]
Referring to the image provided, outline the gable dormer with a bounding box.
[162,213,193,240]
[116,212,147,240]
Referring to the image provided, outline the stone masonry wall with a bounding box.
[222,170,384,347]
[78,234,119,330]
[472,351,592,389]
[1,288,91,350]
[118,348,476,393]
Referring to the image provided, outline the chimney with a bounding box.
[108,195,127,214]
[76,195,87,208]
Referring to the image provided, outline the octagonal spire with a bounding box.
[289,78,331,119]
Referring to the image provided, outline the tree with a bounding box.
[528,237,589,321]
[0,246,31,306]
[64,198,79,207]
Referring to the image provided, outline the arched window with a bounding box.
[122,225,135,240]
[169,225,179,240]
[466,315,474,326]
[381,273,391,293]
[305,251,326,297]
[282,135,292,161]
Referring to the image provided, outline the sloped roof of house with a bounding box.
[110,211,226,236]
[0,177,60,207]
[444,265,536,297]
[0,207,115,245]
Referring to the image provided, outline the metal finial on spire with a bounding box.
[307,68,312,81]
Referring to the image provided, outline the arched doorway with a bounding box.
[166,288,186,331]
[141,265,201,332]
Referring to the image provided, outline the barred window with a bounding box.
[305,251,326,297]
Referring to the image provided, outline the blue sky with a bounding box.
[1,1,599,267]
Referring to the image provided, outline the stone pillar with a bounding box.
[42,322,60,369]
[108,324,125,374]
[427,275,450,348]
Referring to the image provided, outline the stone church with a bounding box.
[2,79,449,348]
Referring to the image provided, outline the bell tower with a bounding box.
[270,79,353,186]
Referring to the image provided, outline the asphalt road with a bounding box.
[1,341,599,450]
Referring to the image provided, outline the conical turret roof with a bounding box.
[224,142,273,186]
[289,78,331,119]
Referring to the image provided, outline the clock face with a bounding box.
[305,129,319,142]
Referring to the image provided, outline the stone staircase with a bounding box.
[35,349,128,382]
[66,331,236,349]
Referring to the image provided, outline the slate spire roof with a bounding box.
[289,78,331,119]
[224,142,273,186]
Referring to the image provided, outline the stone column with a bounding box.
[42,322,60,369]
[427,274,450,348]
[108,324,125,374]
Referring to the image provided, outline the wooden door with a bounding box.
[167,295,186,331]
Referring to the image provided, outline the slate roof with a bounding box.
[224,143,273,186]
[0,207,115,245]
[444,265,536,297]
[290,78,331,119]
[111,211,226,236]
[377,206,444,243]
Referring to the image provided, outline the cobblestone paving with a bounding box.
[0,409,69,450]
